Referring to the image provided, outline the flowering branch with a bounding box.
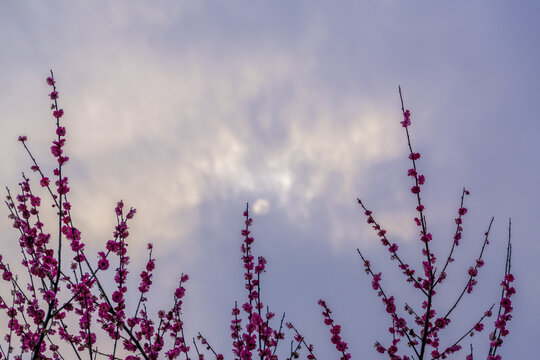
[348,87,516,360]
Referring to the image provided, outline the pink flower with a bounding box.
[395,317,407,329]
[56,126,66,136]
[421,233,432,243]
[500,297,512,309]
[408,152,421,160]
[127,208,137,219]
[115,200,124,215]
[53,109,64,119]
[401,110,411,127]
[50,144,62,157]
[175,286,186,299]
[43,290,55,302]
[372,273,382,290]
[18,135,27,142]
[40,177,50,187]
[411,185,420,194]
[467,279,477,293]
[46,77,55,86]
[97,258,109,270]
[383,296,396,314]
[49,91,59,100]
[476,259,485,267]
[336,341,348,352]
[28,196,40,207]
[2,271,12,281]
[57,155,69,165]
[111,290,123,303]
[434,317,446,329]
[454,232,462,245]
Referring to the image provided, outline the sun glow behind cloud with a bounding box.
[38,44,405,253]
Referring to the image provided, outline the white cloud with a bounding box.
[24,44,403,253]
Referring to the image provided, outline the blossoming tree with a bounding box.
[0,73,514,360]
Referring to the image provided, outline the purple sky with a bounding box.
[1,1,538,358]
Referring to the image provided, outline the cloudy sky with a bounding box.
[1,1,538,358]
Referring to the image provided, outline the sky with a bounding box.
[1,1,539,359]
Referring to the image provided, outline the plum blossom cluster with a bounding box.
[0,73,196,360]
[350,87,515,359]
